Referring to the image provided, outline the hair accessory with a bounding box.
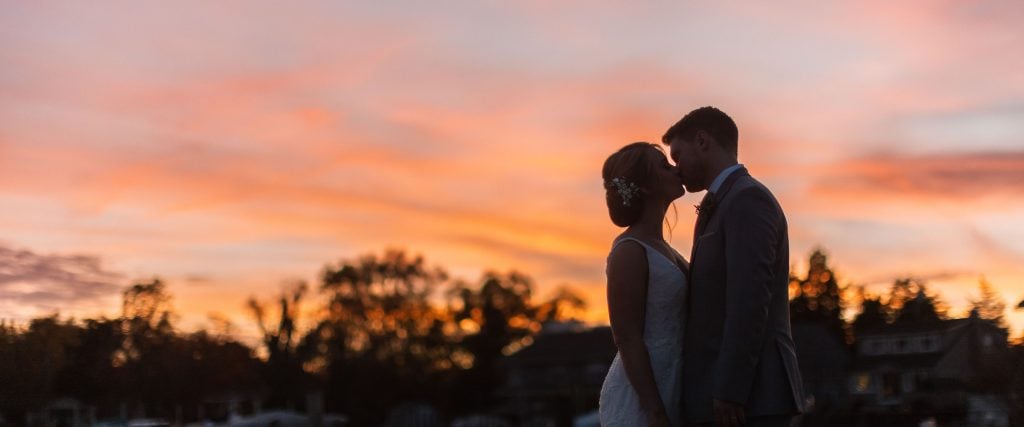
[609,177,641,206]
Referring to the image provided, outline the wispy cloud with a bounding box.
[0,244,124,319]
[810,151,1024,202]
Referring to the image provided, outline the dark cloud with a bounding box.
[812,151,1024,199]
[0,244,124,311]
[184,274,214,286]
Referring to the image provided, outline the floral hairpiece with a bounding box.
[609,177,641,206]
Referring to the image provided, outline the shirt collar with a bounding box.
[708,163,743,194]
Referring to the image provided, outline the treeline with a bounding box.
[788,248,1011,341]
[1,248,1019,425]
[0,282,264,424]
[0,249,586,426]
[786,249,1024,424]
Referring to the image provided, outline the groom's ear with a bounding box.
[695,130,713,152]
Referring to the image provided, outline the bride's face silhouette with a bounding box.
[649,150,686,203]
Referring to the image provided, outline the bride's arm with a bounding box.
[607,241,670,426]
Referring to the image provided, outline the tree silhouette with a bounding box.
[447,271,539,411]
[122,279,173,325]
[851,292,888,336]
[119,278,174,359]
[55,317,127,417]
[321,249,453,372]
[314,249,454,424]
[303,249,590,423]
[247,281,314,409]
[118,278,191,417]
[970,277,1007,328]
[180,330,264,418]
[535,285,588,323]
[445,272,589,414]
[851,277,948,337]
[0,316,80,423]
[889,279,945,326]
[789,248,846,341]
[0,247,592,424]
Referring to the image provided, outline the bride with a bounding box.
[598,142,689,427]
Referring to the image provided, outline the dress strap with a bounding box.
[612,236,688,275]
[611,236,655,254]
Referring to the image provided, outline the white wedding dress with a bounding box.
[599,237,688,427]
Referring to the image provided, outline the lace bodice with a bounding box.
[599,236,688,426]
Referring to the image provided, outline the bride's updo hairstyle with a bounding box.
[602,142,662,227]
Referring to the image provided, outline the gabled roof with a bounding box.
[503,327,615,367]
[856,318,969,337]
[850,316,1008,371]
[851,352,946,371]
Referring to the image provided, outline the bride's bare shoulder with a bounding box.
[607,237,648,277]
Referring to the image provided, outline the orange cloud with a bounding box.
[4,1,1024,339]
[809,151,1024,205]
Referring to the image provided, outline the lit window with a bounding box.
[854,373,872,393]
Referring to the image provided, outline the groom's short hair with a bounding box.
[662,106,738,156]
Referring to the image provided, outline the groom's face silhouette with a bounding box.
[667,132,709,193]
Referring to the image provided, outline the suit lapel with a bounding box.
[690,192,712,263]
[689,167,749,265]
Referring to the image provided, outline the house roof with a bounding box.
[851,352,946,371]
[856,318,970,337]
[503,326,615,367]
[850,316,1009,371]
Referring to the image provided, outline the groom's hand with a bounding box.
[713,398,745,427]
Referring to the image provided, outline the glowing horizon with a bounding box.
[2,1,1023,341]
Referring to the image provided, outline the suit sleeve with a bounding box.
[712,187,780,404]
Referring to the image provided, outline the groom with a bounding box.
[663,107,805,427]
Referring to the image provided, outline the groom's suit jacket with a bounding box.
[682,168,805,424]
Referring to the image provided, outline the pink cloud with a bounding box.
[3,1,1024,337]
[809,151,1024,203]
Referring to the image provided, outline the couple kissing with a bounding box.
[598,107,806,427]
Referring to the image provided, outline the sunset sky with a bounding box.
[2,1,1023,341]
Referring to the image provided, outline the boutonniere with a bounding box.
[695,196,717,216]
